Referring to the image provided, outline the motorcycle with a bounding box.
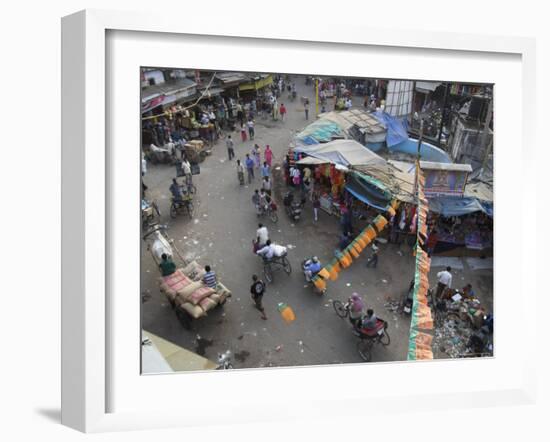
[257,200,278,223]
[283,191,305,222]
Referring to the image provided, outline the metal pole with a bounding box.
[315,78,319,116]
[479,97,493,173]
[437,82,450,147]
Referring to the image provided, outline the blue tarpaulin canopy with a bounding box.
[429,196,493,217]
[372,111,409,147]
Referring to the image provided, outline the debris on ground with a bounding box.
[275,345,282,352]
[384,300,401,313]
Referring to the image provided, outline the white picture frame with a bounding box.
[61,9,537,433]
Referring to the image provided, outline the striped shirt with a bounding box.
[203,271,217,289]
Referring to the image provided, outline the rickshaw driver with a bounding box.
[169,178,186,204]
[303,256,321,282]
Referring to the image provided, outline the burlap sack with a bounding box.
[187,286,216,306]
[178,302,205,319]
[159,270,192,300]
[215,282,232,299]
[209,293,222,304]
[199,296,218,312]
[175,280,204,303]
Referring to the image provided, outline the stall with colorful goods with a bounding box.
[407,162,434,360]
[310,200,399,293]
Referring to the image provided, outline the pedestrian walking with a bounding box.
[236,102,244,126]
[279,103,287,121]
[240,123,248,142]
[264,144,273,167]
[262,176,272,196]
[435,266,453,300]
[226,135,235,160]
[247,117,255,140]
[272,100,279,120]
[252,144,261,168]
[313,193,320,222]
[365,242,379,268]
[261,161,270,178]
[304,98,310,120]
[291,166,301,187]
[181,157,192,189]
[236,159,245,185]
[256,223,269,247]
[245,154,255,183]
[250,275,267,320]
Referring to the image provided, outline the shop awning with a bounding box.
[294,139,386,168]
[345,173,392,211]
[429,196,493,217]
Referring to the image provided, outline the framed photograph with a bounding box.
[62,9,537,433]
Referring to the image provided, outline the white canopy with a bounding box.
[295,139,386,168]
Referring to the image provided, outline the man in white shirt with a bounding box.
[256,223,269,247]
[435,266,453,299]
[256,240,275,260]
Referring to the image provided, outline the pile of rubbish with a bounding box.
[433,295,493,358]
[433,316,474,358]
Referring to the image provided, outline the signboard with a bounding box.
[423,168,468,196]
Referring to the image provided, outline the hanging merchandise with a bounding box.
[407,162,434,361]
[373,214,388,232]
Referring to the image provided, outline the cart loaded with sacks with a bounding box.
[158,261,232,329]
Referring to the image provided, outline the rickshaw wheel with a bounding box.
[332,300,347,318]
[263,264,273,284]
[379,329,391,346]
[357,339,373,362]
[169,203,177,219]
[282,257,291,274]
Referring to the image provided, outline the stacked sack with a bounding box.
[158,260,232,319]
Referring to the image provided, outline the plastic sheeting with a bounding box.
[389,138,452,163]
[372,111,409,147]
[294,139,387,168]
[429,196,493,217]
[296,120,344,143]
[345,173,392,211]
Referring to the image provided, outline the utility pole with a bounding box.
[479,97,493,175]
[414,119,424,197]
[315,78,319,116]
[437,82,450,147]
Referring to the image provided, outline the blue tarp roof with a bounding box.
[296,120,343,144]
[372,111,409,147]
[429,196,493,217]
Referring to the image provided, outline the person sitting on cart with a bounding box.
[169,178,183,203]
[202,265,218,289]
[256,240,275,261]
[361,309,378,331]
[303,256,321,282]
[159,253,176,277]
[348,293,365,328]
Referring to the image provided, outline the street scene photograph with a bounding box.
[140,68,494,373]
